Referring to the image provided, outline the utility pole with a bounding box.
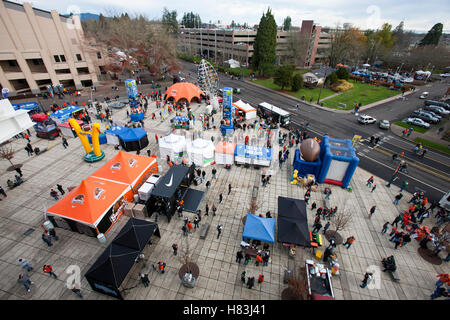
[316,62,329,104]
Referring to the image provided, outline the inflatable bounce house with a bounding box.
[125,79,144,122]
[220,87,234,136]
[317,136,359,189]
[292,138,322,179]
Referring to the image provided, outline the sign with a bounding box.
[1,88,9,99]
[352,135,362,146]
[125,79,138,98]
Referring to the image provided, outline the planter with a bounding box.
[324,230,343,245]
[6,163,22,172]
[281,287,304,300]
[178,262,199,279]
[417,247,442,265]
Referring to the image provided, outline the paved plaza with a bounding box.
[0,95,448,300]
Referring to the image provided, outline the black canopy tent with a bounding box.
[85,218,160,299]
[146,165,194,222]
[277,196,311,247]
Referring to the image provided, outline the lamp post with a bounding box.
[316,63,329,105]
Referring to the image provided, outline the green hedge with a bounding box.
[413,137,450,155]
[394,121,428,134]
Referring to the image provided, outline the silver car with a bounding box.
[379,120,390,129]
[406,117,430,128]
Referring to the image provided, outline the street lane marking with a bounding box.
[357,152,446,195]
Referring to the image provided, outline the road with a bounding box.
[181,60,450,201]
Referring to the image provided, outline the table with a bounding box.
[244,247,259,258]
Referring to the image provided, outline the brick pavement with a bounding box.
[0,92,448,300]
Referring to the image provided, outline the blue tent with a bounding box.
[172,116,189,122]
[242,213,275,243]
[116,127,149,151]
[104,125,129,136]
[18,102,39,111]
[50,106,82,122]
[235,144,273,161]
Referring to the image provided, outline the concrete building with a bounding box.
[178,28,293,67]
[178,20,332,68]
[0,0,106,96]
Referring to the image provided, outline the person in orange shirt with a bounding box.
[436,273,450,287]
[258,274,264,284]
[255,254,263,266]
[342,236,355,249]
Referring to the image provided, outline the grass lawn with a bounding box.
[413,137,450,155]
[394,121,428,134]
[323,80,400,110]
[254,78,335,102]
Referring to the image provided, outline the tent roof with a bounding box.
[105,126,129,136]
[232,100,256,113]
[46,176,130,226]
[50,105,82,119]
[189,138,215,151]
[150,165,190,199]
[215,141,236,154]
[117,127,147,142]
[85,242,139,289]
[164,82,204,103]
[235,144,273,161]
[243,213,275,243]
[112,218,160,251]
[277,197,310,247]
[90,151,156,187]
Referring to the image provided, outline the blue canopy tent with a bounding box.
[116,127,149,151]
[234,144,273,166]
[50,105,83,123]
[242,213,275,243]
[104,126,129,145]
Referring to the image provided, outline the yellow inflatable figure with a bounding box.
[69,119,105,162]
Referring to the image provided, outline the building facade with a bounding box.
[0,0,105,96]
[177,20,332,68]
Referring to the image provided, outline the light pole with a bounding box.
[317,62,329,105]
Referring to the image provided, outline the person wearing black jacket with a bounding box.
[236,251,243,264]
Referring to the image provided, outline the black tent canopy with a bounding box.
[150,165,193,199]
[277,196,310,247]
[85,218,160,299]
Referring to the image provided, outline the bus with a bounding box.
[257,102,291,127]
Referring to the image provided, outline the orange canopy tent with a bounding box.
[90,151,158,201]
[214,141,236,165]
[46,176,130,236]
[164,82,204,103]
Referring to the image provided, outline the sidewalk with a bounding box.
[390,124,449,155]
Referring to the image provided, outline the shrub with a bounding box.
[336,67,350,80]
[325,72,338,85]
[291,74,304,92]
[330,79,353,92]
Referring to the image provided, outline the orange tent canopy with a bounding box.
[90,151,158,188]
[164,82,204,103]
[46,176,130,227]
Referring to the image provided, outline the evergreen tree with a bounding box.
[419,23,443,46]
[231,20,236,28]
[291,73,304,92]
[336,67,349,80]
[283,16,292,31]
[252,8,277,76]
[274,65,294,90]
[162,8,178,34]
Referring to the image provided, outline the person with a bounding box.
[228,184,232,195]
[7,179,15,189]
[435,273,450,288]
[241,271,246,283]
[205,180,211,190]
[212,167,217,179]
[258,274,264,284]
[323,221,331,234]
[43,265,57,278]
[247,276,255,289]
[382,255,397,272]
[236,250,243,264]
[219,193,223,204]
[381,222,390,234]
[71,285,83,298]
[312,222,322,233]
[212,204,217,216]
[182,225,188,236]
[50,189,59,200]
[186,221,193,233]
[139,273,150,287]
[324,188,332,200]
[172,243,178,256]
[62,137,68,148]
[56,184,65,196]
[360,272,372,288]
[342,236,355,249]
[419,210,430,224]
[48,228,59,241]
[392,153,398,162]
[193,215,200,229]
[15,167,23,177]
[371,184,377,193]
[394,236,403,249]
[41,231,52,247]
[430,286,448,300]
[255,254,263,266]
[18,258,33,272]
[369,206,376,218]
[18,273,33,292]
[400,181,408,193]
[217,224,223,239]
[266,211,272,218]
[0,186,7,199]
[367,176,374,187]
[201,170,206,182]
[311,202,317,211]
[157,261,166,274]
[262,252,269,266]
[393,193,403,205]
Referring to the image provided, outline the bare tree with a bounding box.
[248,199,260,215]
[0,143,15,168]
[281,32,309,66]
[329,208,353,239]
[286,266,308,300]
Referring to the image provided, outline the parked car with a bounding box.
[419,92,429,99]
[379,120,390,129]
[424,105,450,116]
[358,115,376,124]
[439,73,450,78]
[410,110,440,124]
[419,109,442,120]
[424,100,450,110]
[406,117,430,128]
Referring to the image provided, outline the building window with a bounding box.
[97,52,102,59]
[54,55,60,63]
[60,55,66,62]
[8,60,19,67]
[76,54,82,61]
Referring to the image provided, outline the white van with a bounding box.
[419,92,429,99]
[439,191,450,211]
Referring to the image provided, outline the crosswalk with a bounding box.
[356,132,395,156]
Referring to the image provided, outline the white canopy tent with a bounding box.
[225,59,240,69]
[186,138,215,167]
[159,133,186,162]
[232,100,257,120]
[0,99,34,144]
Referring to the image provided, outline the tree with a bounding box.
[252,8,277,76]
[0,143,15,168]
[364,23,396,64]
[325,72,338,85]
[419,23,443,46]
[282,32,309,66]
[327,26,366,67]
[283,266,308,300]
[231,20,236,28]
[327,207,353,243]
[274,65,294,90]
[181,12,202,28]
[162,8,178,34]
[335,67,349,80]
[291,73,304,92]
[283,16,292,31]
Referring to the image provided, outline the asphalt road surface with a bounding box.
[181,61,449,202]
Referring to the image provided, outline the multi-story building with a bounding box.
[0,0,106,96]
[178,20,333,68]
[178,27,293,67]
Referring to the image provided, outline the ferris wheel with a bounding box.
[197,59,219,99]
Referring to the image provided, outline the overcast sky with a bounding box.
[24,0,450,32]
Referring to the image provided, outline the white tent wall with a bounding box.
[159,134,186,161]
[187,138,215,167]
